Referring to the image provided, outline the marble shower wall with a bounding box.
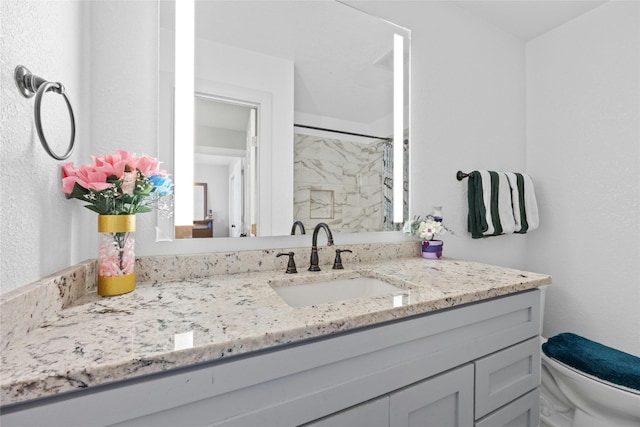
[294,133,386,232]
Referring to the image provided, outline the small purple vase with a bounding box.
[422,240,443,259]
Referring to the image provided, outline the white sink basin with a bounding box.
[272,276,405,308]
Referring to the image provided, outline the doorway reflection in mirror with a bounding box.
[192,96,258,239]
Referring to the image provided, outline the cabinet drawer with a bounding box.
[475,337,540,418]
[475,389,540,427]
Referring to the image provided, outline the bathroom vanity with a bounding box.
[0,242,550,426]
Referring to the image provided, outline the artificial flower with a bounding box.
[418,219,443,241]
[403,214,452,241]
[148,174,173,197]
[62,150,173,215]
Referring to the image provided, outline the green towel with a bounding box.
[467,171,487,238]
[488,171,503,235]
[515,173,529,233]
[467,171,502,238]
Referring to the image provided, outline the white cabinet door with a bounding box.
[303,396,389,427]
[389,364,474,427]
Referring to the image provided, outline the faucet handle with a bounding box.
[277,252,298,274]
[332,249,352,270]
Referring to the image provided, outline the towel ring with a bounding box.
[14,65,76,161]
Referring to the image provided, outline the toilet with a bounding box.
[540,345,640,427]
[538,288,640,426]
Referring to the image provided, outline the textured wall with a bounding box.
[0,1,158,294]
[1,0,87,293]
[526,2,640,355]
[88,0,159,257]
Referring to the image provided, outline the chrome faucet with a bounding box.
[290,220,306,235]
[308,222,334,271]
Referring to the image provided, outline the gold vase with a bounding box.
[97,215,136,296]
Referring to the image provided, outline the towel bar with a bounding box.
[456,171,471,181]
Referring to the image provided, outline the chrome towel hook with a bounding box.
[14,65,76,161]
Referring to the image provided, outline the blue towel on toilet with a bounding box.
[543,332,640,392]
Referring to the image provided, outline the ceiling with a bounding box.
[162,1,406,129]
[166,1,609,139]
[453,1,608,41]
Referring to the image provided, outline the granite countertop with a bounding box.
[0,248,551,407]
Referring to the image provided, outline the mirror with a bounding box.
[194,96,257,238]
[158,1,410,239]
[191,182,214,238]
[194,182,207,221]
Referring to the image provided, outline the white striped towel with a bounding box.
[505,172,539,233]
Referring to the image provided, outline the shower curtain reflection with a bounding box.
[383,136,409,231]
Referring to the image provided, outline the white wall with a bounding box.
[0,0,88,293]
[347,1,529,269]
[196,127,246,150]
[526,1,640,355]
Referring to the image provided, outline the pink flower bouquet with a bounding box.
[62,149,172,215]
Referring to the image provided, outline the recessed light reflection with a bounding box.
[393,294,403,307]
[393,33,404,223]
[174,0,195,227]
[174,331,194,351]
[393,292,410,307]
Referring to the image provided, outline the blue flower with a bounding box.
[149,175,173,196]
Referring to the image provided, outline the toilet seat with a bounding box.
[542,332,640,392]
[542,351,640,396]
[541,336,640,426]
